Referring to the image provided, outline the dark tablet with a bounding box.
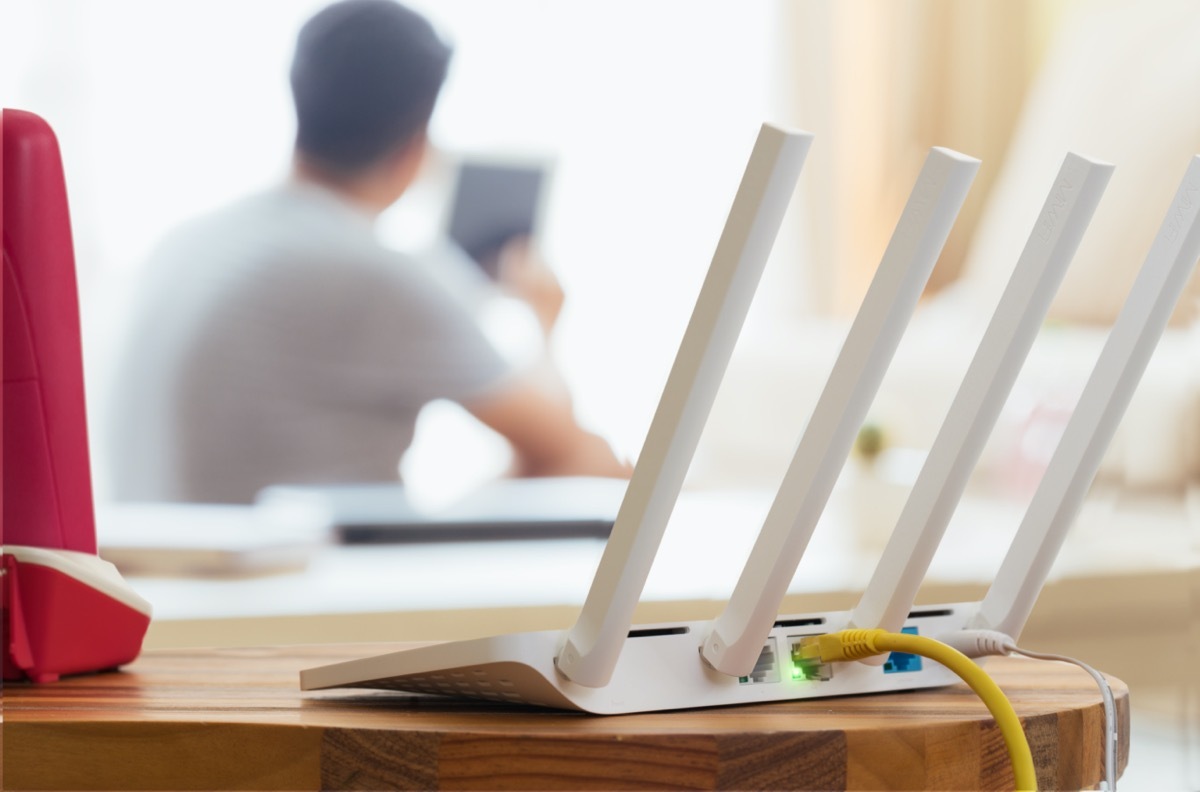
[446,159,548,278]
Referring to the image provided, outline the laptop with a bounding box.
[256,477,625,544]
[300,124,1200,714]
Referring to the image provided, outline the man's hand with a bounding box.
[495,236,565,337]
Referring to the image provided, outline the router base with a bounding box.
[301,604,973,714]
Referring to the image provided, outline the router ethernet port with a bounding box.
[737,641,781,684]
[788,637,833,682]
[883,626,923,674]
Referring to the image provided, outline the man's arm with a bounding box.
[465,238,629,478]
[465,378,631,479]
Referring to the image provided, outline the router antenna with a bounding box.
[702,148,980,677]
[977,155,1200,639]
[555,124,813,687]
[849,154,1113,641]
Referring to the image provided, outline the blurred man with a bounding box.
[108,0,628,503]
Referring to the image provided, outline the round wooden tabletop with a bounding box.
[4,643,1126,791]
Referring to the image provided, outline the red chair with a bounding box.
[3,109,150,682]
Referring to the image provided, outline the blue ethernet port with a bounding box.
[883,626,923,674]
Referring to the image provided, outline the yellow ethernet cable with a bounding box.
[796,629,1037,792]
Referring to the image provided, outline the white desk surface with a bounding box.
[111,486,1195,623]
[90,484,1196,703]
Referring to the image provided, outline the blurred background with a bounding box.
[4,0,1198,786]
[5,0,1199,500]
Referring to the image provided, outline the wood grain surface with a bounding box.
[3,643,1127,791]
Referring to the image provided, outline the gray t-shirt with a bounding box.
[107,182,511,504]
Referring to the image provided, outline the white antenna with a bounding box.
[849,153,1113,641]
[555,124,813,687]
[702,148,980,677]
[977,155,1200,639]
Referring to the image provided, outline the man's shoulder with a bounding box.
[150,189,279,257]
[160,186,326,241]
[151,185,406,272]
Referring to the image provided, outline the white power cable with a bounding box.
[939,630,1117,791]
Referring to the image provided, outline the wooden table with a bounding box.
[3,644,1127,791]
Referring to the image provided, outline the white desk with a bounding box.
[105,487,1196,698]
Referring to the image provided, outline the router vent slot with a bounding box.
[774,617,825,628]
[907,608,953,619]
[627,626,690,638]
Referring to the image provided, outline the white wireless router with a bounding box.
[301,127,1200,714]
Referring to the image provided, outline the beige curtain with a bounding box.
[786,0,1064,315]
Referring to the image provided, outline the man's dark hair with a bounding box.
[290,0,451,176]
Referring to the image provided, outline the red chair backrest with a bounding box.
[2,109,98,554]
